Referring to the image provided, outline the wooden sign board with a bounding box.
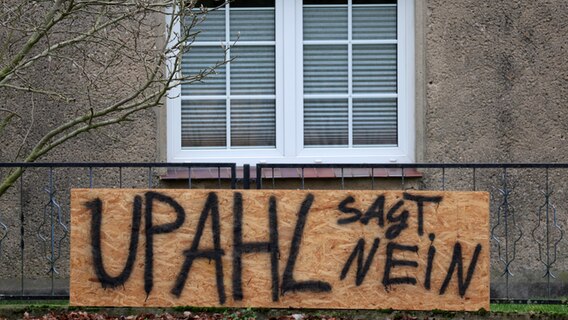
[70,189,489,311]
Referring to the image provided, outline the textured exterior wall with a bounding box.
[0,5,162,294]
[0,37,159,164]
[424,1,568,163]
[423,0,568,298]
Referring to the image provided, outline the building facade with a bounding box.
[1,0,568,299]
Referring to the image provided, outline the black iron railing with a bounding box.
[0,162,236,300]
[256,163,568,301]
[0,162,567,303]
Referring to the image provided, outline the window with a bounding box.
[167,0,415,164]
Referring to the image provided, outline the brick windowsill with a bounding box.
[161,167,422,180]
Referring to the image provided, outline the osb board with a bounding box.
[70,189,489,311]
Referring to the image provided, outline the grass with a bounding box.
[0,300,68,308]
[2,302,568,317]
[491,303,568,314]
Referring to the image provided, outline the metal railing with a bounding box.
[0,162,236,299]
[256,163,568,302]
[0,162,567,303]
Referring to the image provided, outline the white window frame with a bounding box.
[167,0,415,165]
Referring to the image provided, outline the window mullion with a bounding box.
[296,0,303,156]
[348,0,353,148]
[282,0,301,158]
[275,0,285,158]
[225,4,231,149]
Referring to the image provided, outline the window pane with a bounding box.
[231,99,276,147]
[181,46,226,95]
[230,7,275,41]
[304,45,348,94]
[191,8,225,42]
[231,46,275,95]
[304,99,348,147]
[353,44,397,94]
[353,98,397,145]
[353,4,397,40]
[303,6,347,40]
[181,100,226,148]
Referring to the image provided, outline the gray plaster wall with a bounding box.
[423,0,568,163]
[422,0,568,298]
[0,3,162,295]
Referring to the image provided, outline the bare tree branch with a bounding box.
[13,92,35,161]
[0,83,75,102]
[0,0,230,198]
[0,113,17,136]
[0,0,66,83]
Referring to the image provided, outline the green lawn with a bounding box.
[491,303,568,314]
[0,300,67,307]
[2,302,568,317]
